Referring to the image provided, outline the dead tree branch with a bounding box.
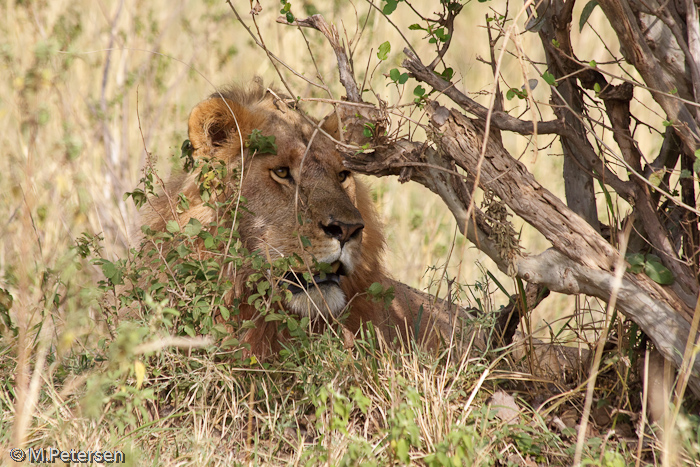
[281,10,700,394]
[597,0,700,153]
[279,14,361,102]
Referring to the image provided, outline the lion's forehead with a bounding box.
[261,111,313,140]
[257,126,341,172]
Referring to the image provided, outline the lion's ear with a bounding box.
[320,110,342,141]
[188,98,248,154]
[320,105,382,146]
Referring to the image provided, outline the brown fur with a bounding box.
[141,81,441,357]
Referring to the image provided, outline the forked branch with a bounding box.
[277,14,361,103]
[272,10,700,394]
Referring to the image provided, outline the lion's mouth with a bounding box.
[283,261,346,295]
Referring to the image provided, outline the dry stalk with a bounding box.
[573,219,632,466]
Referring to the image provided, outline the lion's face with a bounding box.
[185,85,383,320]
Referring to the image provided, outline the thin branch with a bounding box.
[364,0,419,59]
[427,2,463,70]
[344,134,700,396]
[685,0,700,120]
[277,14,361,102]
[574,219,632,466]
[402,48,565,135]
[227,1,325,94]
[597,0,700,152]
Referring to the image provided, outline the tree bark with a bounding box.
[282,10,700,395]
[343,102,700,396]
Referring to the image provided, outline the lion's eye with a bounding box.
[271,167,291,180]
[339,170,351,183]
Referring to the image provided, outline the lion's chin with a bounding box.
[286,284,347,319]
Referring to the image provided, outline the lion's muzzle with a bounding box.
[283,271,341,294]
[282,260,347,294]
[283,260,349,318]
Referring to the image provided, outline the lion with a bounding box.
[138,81,453,358]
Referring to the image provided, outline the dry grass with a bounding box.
[1,1,699,466]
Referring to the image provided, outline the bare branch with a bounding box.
[597,0,700,152]
[402,48,565,135]
[431,103,618,271]
[342,140,501,266]
[279,14,361,103]
[601,79,698,300]
[227,1,326,94]
[685,0,700,119]
[291,3,700,395]
[344,122,700,396]
[518,249,700,396]
[426,2,463,70]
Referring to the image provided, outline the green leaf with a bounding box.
[440,67,454,81]
[593,82,601,94]
[350,386,371,414]
[694,157,700,174]
[203,233,215,249]
[377,41,391,60]
[649,170,663,187]
[507,87,526,100]
[395,439,409,463]
[175,243,190,258]
[383,0,398,15]
[247,293,260,306]
[368,282,384,296]
[646,253,662,263]
[182,218,202,237]
[389,68,400,81]
[408,23,423,30]
[100,260,117,279]
[413,85,426,97]
[662,120,672,127]
[589,60,597,68]
[183,325,195,337]
[264,312,283,322]
[579,0,599,31]
[257,281,270,295]
[166,220,180,233]
[434,28,450,42]
[181,139,195,171]
[626,253,645,274]
[124,189,148,209]
[247,129,277,155]
[542,71,556,86]
[177,193,190,211]
[389,68,408,86]
[644,259,674,285]
[551,38,560,48]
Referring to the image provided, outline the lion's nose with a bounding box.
[321,220,364,246]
